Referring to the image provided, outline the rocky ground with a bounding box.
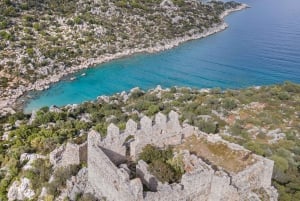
[0,0,247,115]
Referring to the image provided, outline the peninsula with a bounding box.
[0,0,248,116]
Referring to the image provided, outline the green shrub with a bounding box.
[148,160,176,183]
[23,159,52,190]
[195,120,218,134]
[138,145,184,183]
[147,105,160,116]
[222,98,237,110]
[47,165,80,196]
[278,92,290,100]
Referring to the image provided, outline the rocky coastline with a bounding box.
[0,4,248,116]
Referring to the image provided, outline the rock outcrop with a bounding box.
[20,153,46,170]
[7,178,35,201]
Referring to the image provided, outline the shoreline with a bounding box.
[0,4,249,116]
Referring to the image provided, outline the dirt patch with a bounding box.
[177,136,256,173]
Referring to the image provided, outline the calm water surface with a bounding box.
[25,0,300,112]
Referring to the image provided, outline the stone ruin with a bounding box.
[50,142,87,169]
[50,111,278,201]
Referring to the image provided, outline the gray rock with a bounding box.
[125,119,138,135]
[140,116,152,134]
[28,111,37,125]
[68,168,88,201]
[7,178,35,201]
[87,132,143,201]
[50,142,87,169]
[20,153,46,170]
[136,160,162,191]
[155,112,167,131]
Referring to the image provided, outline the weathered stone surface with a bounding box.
[207,171,239,201]
[167,110,181,132]
[98,124,127,165]
[154,112,167,131]
[38,187,47,200]
[107,123,120,140]
[182,123,197,138]
[67,168,88,201]
[28,111,36,125]
[131,111,184,159]
[85,112,277,201]
[7,178,35,201]
[87,132,143,201]
[140,116,153,134]
[20,153,46,170]
[232,155,275,192]
[49,142,87,168]
[266,128,286,143]
[136,160,162,191]
[125,119,138,135]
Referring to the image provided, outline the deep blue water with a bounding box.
[25,0,300,112]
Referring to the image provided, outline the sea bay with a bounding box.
[24,0,300,112]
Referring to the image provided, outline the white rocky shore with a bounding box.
[0,4,248,116]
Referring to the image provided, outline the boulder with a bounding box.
[7,178,35,201]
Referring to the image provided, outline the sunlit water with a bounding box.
[25,0,300,112]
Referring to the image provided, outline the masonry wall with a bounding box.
[85,111,278,201]
[87,131,143,201]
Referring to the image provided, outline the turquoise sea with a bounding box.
[24,0,300,112]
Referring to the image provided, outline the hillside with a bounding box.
[0,0,246,114]
[0,82,299,200]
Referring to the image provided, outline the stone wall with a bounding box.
[87,131,143,201]
[142,151,240,201]
[80,111,277,201]
[94,111,194,161]
[132,111,183,159]
[50,142,87,168]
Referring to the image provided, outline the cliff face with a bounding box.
[51,111,277,201]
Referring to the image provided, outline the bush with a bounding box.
[138,145,184,183]
[147,105,160,116]
[139,144,167,163]
[222,98,237,110]
[195,120,218,134]
[149,160,176,183]
[47,165,80,196]
[283,81,300,93]
[130,90,144,99]
[23,159,52,190]
[278,92,290,100]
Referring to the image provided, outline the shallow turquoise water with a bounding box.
[25,0,300,112]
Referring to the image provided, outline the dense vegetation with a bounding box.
[139,145,185,183]
[0,81,299,200]
[0,0,241,99]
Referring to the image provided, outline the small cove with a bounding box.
[24,0,300,112]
